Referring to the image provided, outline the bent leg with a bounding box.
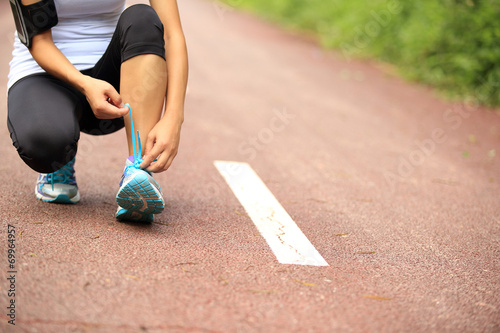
[90,4,167,157]
[121,54,167,156]
[119,5,167,157]
[7,75,81,173]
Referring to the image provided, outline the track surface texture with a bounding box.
[1,1,499,332]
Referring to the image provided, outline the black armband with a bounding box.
[9,0,58,49]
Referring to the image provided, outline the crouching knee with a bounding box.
[15,129,77,173]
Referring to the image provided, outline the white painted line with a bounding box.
[214,161,328,267]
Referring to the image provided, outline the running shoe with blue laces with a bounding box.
[115,156,164,214]
[115,103,164,217]
[35,158,80,204]
[115,205,154,223]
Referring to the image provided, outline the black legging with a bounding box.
[7,4,165,173]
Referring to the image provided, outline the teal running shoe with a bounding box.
[115,103,164,217]
[35,158,80,204]
[115,206,154,223]
[116,156,164,214]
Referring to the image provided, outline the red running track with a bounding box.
[0,0,499,332]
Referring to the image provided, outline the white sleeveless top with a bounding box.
[8,0,126,89]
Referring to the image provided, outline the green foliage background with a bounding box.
[221,0,500,107]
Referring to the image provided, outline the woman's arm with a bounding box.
[20,0,129,119]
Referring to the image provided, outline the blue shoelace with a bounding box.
[124,103,143,171]
[46,159,76,188]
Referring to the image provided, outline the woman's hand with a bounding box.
[139,113,183,173]
[80,76,130,119]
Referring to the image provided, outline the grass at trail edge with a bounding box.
[220,0,500,108]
